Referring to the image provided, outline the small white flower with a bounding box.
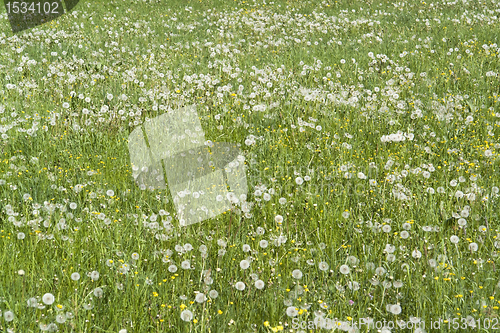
[375,267,386,275]
[42,293,55,305]
[469,242,478,252]
[340,265,350,275]
[292,269,303,279]
[27,297,37,307]
[428,259,437,268]
[393,281,404,288]
[90,271,100,281]
[240,260,250,270]
[180,310,193,322]
[4,310,14,322]
[93,287,103,297]
[235,281,246,291]
[390,304,402,315]
[255,280,265,290]
[286,306,298,317]
[318,262,329,271]
[195,293,206,303]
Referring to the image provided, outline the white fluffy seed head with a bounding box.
[235,281,245,291]
[42,293,55,305]
[255,280,265,290]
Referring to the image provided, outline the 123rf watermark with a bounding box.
[292,317,500,331]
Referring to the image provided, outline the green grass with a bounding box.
[0,0,500,332]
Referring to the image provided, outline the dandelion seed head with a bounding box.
[42,293,55,305]
[4,310,14,322]
[286,306,299,317]
[292,269,303,279]
[180,310,193,322]
[319,262,329,271]
[209,290,218,298]
[255,280,265,290]
[340,265,350,275]
[240,259,250,270]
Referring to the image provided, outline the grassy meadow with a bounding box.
[1,0,500,331]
